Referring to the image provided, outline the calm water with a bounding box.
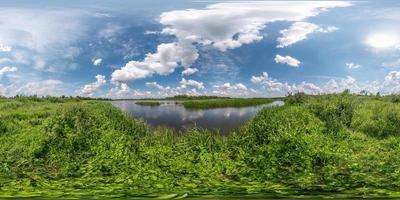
[111,100,284,134]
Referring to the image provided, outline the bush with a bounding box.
[231,106,325,182]
[285,92,309,105]
[305,95,357,132]
[351,101,400,138]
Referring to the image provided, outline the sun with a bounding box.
[365,32,399,49]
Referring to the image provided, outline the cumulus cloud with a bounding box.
[0,44,11,52]
[383,71,400,94]
[79,74,106,97]
[211,82,257,97]
[111,41,198,82]
[181,68,199,76]
[93,58,102,66]
[0,66,18,77]
[274,55,301,67]
[161,1,350,51]
[145,82,166,90]
[179,78,204,89]
[213,82,247,90]
[249,71,400,96]
[111,1,349,83]
[293,82,322,94]
[277,22,339,48]
[322,76,357,93]
[251,72,292,92]
[346,62,361,69]
[14,80,64,96]
[107,83,152,99]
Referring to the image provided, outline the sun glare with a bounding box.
[366,33,399,49]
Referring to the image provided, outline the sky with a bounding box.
[1,0,400,98]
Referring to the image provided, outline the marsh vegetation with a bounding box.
[180,98,274,109]
[1,94,400,198]
[135,101,162,106]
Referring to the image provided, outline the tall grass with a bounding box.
[182,98,274,109]
[1,95,400,198]
[135,101,162,106]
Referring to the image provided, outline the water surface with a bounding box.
[111,100,284,134]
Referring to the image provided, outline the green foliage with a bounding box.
[285,92,309,105]
[165,95,230,100]
[2,95,400,198]
[135,101,162,106]
[304,94,357,132]
[182,98,273,109]
[351,100,400,138]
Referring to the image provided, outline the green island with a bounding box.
[135,101,162,106]
[1,93,400,199]
[180,98,274,109]
[133,95,276,109]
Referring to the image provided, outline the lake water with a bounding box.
[111,100,284,134]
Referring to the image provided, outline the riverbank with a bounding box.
[1,94,400,198]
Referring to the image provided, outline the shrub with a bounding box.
[231,106,325,182]
[305,95,357,132]
[351,101,400,138]
[285,92,309,105]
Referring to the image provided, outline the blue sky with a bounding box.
[1,0,400,98]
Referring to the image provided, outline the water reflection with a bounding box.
[111,100,284,134]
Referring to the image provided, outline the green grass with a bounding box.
[181,98,274,109]
[1,94,400,198]
[135,101,162,106]
[165,95,231,100]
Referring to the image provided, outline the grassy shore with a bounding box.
[135,101,162,106]
[1,94,400,198]
[181,98,274,109]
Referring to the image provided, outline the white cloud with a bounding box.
[180,78,204,89]
[365,32,400,50]
[161,1,350,51]
[249,71,400,96]
[111,41,198,82]
[0,44,11,52]
[213,82,247,90]
[322,76,357,93]
[107,83,152,99]
[346,62,361,69]
[182,68,199,76]
[15,80,64,96]
[274,55,301,67]
[293,81,322,94]
[145,82,166,90]
[93,58,102,66]
[79,74,106,97]
[98,23,123,41]
[0,8,88,72]
[144,31,160,35]
[319,26,339,33]
[277,22,339,48]
[211,82,257,97]
[111,1,349,83]
[251,72,292,93]
[383,71,400,94]
[0,66,18,77]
